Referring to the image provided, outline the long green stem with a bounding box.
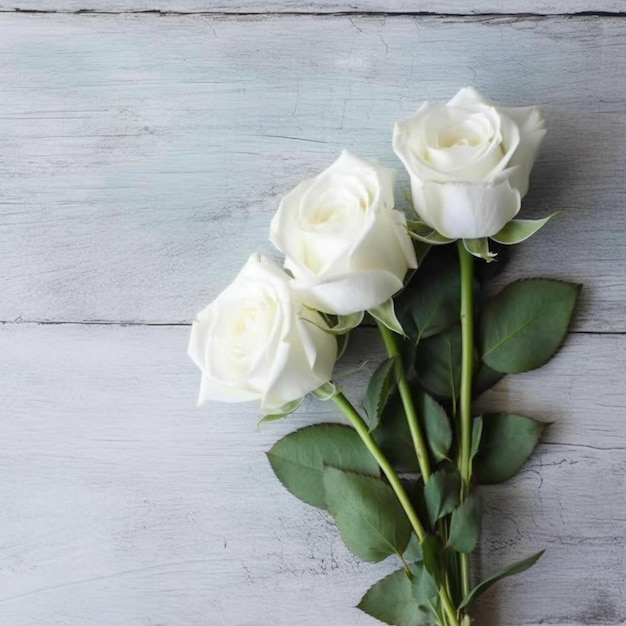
[456,240,475,603]
[332,392,459,626]
[376,321,432,481]
[333,392,426,540]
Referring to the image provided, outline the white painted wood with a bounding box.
[0,324,624,625]
[1,1,624,14]
[0,14,624,331]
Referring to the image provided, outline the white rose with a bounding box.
[393,87,546,239]
[188,254,337,412]
[269,151,417,316]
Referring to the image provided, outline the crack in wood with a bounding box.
[1,9,625,18]
[1,319,624,335]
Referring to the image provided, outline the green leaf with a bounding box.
[463,237,497,262]
[266,424,379,508]
[443,549,461,606]
[459,550,545,609]
[370,299,406,336]
[417,391,452,463]
[424,469,461,526]
[411,561,439,608]
[473,362,504,397]
[402,533,423,562]
[363,358,396,431]
[258,398,302,423]
[480,279,581,373]
[491,213,558,245]
[323,467,412,562]
[475,413,549,484]
[414,325,462,399]
[470,417,483,462]
[395,248,461,341]
[447,494,482,553]
[420,534,444,584]
[407,219,455,245]
[374,389,451,470]
[413,241,432,266]
[358,564,437,626]
[374,391,420,473]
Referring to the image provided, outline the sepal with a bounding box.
[310,380,339,401]
[491,213,559,245]
[306,310,364,335]
[369,298,406,336]
[463,237,497,262]
[407,219,456,245]
[257,398,303,424]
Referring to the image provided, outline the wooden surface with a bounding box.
[0,5,624,626]
[2,2,625,14]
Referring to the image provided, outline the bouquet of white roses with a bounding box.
[188,88,579,626]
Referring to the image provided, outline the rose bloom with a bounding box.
[393,87,546,239]
[188,254,337,412]
[270,151,417,316]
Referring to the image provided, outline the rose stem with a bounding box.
[377,319,459,613]
[456,240,475,602]
[375,321,432,481]
[332,392,459,626]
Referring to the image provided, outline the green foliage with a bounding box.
[323,467,412,562]
[473,362,505,396]
[363,358,396,431]
[374,389,452,470]
[480,279,581,373]
[266,424,379,508]
[459,550,545,609]
[420,534,444,584]
[373,390,420,472]
[417,391,453,463]
[470,417,483,464]
[402,533,423,562]
[424,469,461,526]
[395,248,461,341]
[474,413,549,484]
[447,494,482,553]
[414,326,462,399]
[357,563,437,626]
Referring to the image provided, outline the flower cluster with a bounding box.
[187,89,575,626]
[189,88,547,414]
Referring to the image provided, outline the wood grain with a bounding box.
[1,8,624,626]
[0,324,624,625]
[0,14,624,330]
[1,1,624,15]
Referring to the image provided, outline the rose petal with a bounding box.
[499,105,547,197]
[411,177,521,239]
[197,373,259,406]
[447,86,492,108]
[291,269,405,315]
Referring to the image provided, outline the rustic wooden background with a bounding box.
[1,2,624,625]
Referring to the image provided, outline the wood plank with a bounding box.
[1,1,624,15]
[0,14,624,330]
[0,324,624,625]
